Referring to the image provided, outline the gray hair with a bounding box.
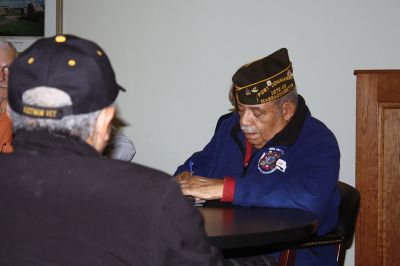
[273,87,298,108]
[9,87,101,141]
[228,84,238,112]
[0,38,17,56]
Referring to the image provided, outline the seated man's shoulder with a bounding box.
[308,116,336,135]
[215,112,238,133]
[302,115,339,147]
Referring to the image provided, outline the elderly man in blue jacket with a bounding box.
[175,48,341,266]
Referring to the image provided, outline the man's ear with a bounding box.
[282,101,296,122]
[97,106,116,140]
[6,105,11,119]
[87,106,115,152]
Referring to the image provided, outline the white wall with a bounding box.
[63,1,400,265]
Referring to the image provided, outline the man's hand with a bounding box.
[176,172,224,200]
[175,171,193,182]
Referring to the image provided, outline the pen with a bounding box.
[189,160,194,175]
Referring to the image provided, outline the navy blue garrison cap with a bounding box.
[232,48,296,105]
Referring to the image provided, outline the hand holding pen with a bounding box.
[188,161,206,207]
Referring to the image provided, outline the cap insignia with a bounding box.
[27,57,35,64]
[55,35,66,43]
[68,59,76,67]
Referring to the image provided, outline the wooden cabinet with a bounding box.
[355,70,400,266]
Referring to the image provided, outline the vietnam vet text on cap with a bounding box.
[232,48,296,105]
[8,34,124,119]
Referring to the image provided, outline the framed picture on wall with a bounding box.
[0,0,63,52]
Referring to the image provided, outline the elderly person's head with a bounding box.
[7,35,124,153]
[232,48,298,149]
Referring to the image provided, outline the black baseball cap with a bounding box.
[8,34,125,119]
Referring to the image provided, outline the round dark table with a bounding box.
[198,201,318,257]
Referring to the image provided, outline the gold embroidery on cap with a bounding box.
[27,57,35,64]
[23,106,44,117]
[68,59,76,67]
[55,35,66,43]
[23,106,58,118]
[96,50,103,56]
[257,87,270,98]
[235,64,292,91]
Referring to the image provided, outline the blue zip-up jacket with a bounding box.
[175,95,340,266]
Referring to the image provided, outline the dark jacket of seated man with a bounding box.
[0,34,222,266]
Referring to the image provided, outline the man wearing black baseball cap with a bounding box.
[175,48,340,266]
[0,35,222,266]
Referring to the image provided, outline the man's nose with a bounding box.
[240,110,253,125]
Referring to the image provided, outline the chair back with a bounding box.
[282,181,361,266]
[336,181,361,250]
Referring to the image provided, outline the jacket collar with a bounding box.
[13,130,101,157]
[268,94,308,146]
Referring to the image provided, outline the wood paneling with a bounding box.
[355,70,400,266]
[379,106,400,265]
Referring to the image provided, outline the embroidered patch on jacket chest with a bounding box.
[258,147,287,174]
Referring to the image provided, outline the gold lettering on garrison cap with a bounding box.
[232,48,296,105]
